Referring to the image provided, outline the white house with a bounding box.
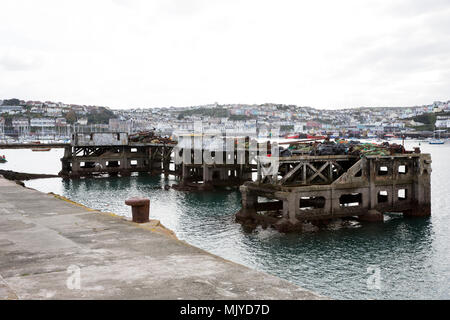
[30,118,56,127]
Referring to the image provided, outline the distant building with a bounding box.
[12,118,29,128]
[306,121,322,129]
[12,118,30,135]
[30,107,44,114]
[0,117,4,135]
[77,118,88,126]
[45,107,63,117]
[30,118,55,127]
[0,106,23,115]
[55,117,68,127]
[436,116,450,129]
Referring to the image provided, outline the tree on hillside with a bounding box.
[65,110,77,124]
[86,107,116,124]
[1,98,21,106]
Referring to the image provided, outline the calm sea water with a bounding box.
[1,140,449,299]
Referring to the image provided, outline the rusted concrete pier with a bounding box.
[59,132,177,178]
[59,133,261,187]
[236,152,432,232]
[173,135,258,190]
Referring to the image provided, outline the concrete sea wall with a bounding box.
[0,175,324,300]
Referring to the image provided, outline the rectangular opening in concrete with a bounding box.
[80,161,95,168]
[106,161,120,168]
[398,165,408,174]
[339,193,362,207]
[130,160,138,167]
[131,148,137,153]
[398,189,408,201]
[378,166,389,176]
[255,197,283,216]
[299,196,325,210]
[378,190,388,203]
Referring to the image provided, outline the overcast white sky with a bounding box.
[0,0,449,109]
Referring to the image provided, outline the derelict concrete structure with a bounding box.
[60,132,176,178]
[173,135,258,190]
[59,133,262,184]
[236,152,432,232]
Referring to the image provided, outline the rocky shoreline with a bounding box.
[0,169,59,181]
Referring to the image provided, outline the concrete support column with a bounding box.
[120,157,128,170]
[406,155,431,217]
[368,159,377,210]
[236,185,257,221]
[282,199,289,219]
[203,165,210,183]
[220,168,228,180]
[72,160,81,172]
[162,147,171,176]
[64,146,72,158]
[328,188,334,216]
[241,190,257,210]
[287,194,298,223]
[181,164,188,183]
[257,161,262,182]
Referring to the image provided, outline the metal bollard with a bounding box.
[125,197,150,223]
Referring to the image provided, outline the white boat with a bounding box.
[429,130,445,145]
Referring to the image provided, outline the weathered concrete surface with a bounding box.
[238,153,432,231]
[0,176,324,300]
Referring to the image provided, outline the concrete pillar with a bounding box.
[287,194,298,223]
[181,164,188,184]
[162,147,171,176]
[282,199,289,219]
[327,188,334,216]
[242,189,257,209]
[203,165,211,183]
[236,185,257,221]
[72,160,81,172]
[368,159,377,210]
[64,146,71,158]
[220,168,228,180]
[406,155,431,217]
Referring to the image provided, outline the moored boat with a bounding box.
[429,140,445,145]
[31,147,51,152]
[429,130,446,145]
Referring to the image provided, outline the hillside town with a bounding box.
[1,98,449,141]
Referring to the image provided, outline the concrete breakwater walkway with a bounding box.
[0,176,323,300]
